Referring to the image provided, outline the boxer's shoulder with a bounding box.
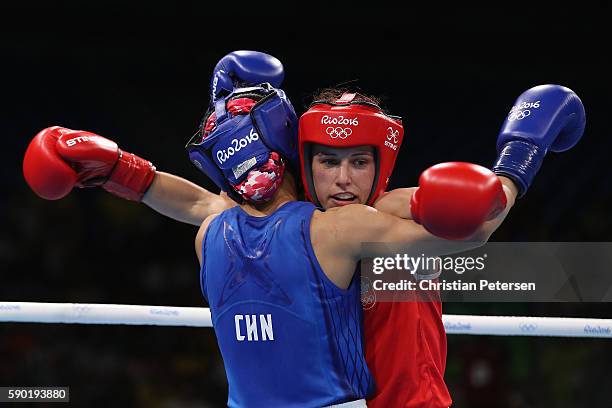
[195,212,220,264]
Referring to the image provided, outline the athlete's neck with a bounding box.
[240,171,298,216]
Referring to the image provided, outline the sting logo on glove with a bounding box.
[65,136,92,147]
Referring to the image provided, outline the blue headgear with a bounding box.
[186,83,298,203]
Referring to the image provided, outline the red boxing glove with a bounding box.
[23,126,156,201]
[410,162,507,240]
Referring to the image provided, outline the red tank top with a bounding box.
[364,296,452,407]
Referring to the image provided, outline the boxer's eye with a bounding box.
[352,155,373,168]
[320,158,340,167]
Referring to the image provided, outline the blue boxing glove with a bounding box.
[210,50,284,102]
[492,84,586,197]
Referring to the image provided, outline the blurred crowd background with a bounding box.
[1,2,610,407]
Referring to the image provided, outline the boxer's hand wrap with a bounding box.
[210,50,284,101]
[23,126,155,201]
[411,162,507,240]
[492,84,586,197]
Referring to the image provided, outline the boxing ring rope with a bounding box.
[1,302,611,338]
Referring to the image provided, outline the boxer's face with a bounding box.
[311,145,376,209]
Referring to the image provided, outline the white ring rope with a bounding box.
[0,302,211,327]
[1,302,610,338]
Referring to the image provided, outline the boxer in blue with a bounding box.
[23,51,586,407]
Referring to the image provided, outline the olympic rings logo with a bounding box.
[507,109,531,121]
[386,127,399,143]
[326,126,352,139]
[72,305,93,314]
[519,323,538,332]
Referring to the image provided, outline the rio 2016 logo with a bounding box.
[508,100,541,122]
[216,128,259,164]
[321,115,359,126]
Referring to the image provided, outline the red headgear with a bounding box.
[298,93,404,206]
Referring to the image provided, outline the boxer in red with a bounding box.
[297,91,486,408]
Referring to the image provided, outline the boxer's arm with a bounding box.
[143,172,236,226]
[372,178,518,237]
[313,205,478,287]
[324,205,480,261]
[373,188,417,219]
[312,170,515,288]
[321,169,515,262]
[475,176,518,241]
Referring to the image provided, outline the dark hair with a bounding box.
[309,87,387,112]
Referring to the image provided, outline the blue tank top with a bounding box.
[200,201,374,407]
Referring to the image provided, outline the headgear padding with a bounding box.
[299,93,404,206]
[186,83,298,203]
